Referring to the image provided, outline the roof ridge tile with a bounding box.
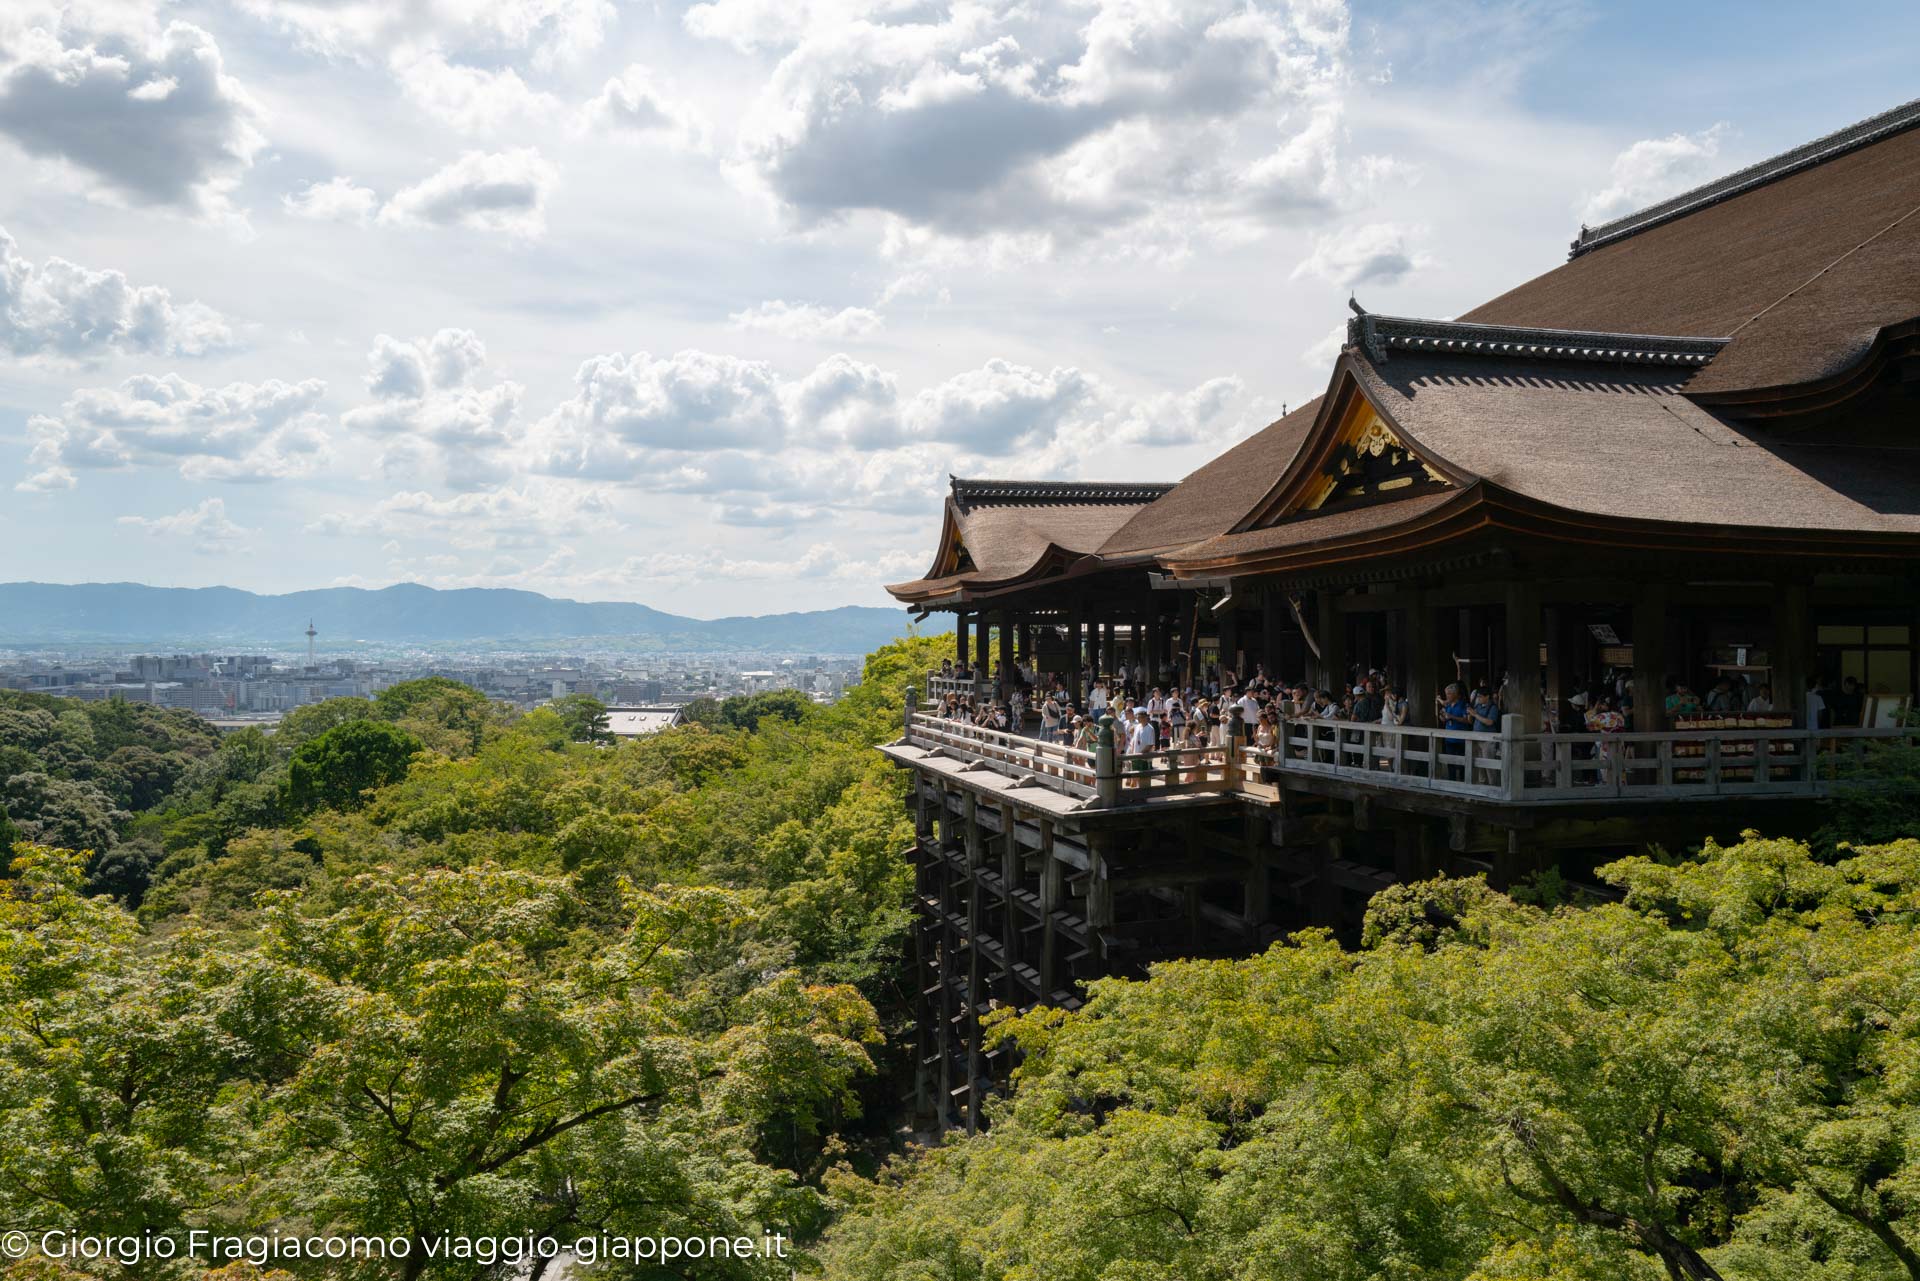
[1571,96,1920,258]
[1348,313,1729,367]
[949,477,1175,511]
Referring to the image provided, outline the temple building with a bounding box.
[879,99,1920,1130]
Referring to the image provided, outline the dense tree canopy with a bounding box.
[7,642,1918,1281]
[821,833,1920,1281]
[285,719,423,813]
[0,638,944,1279]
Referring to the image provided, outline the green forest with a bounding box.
[4,639,1920,1281]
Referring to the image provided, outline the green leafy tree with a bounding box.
[0,848,274,1245]
[259,864,878,1278]
[372,677,497,756]
[286,720,422,813]
[823,834,1920,1281]
[548,693,612,744]
[1,772,128,853]
[720,689,815,734]
[271,697,375,761]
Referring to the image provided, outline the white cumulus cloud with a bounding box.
[0,20,265,222]
[692,0,1362,256]
[394,48,563,134]
[730,300,884,340]
[0,225,233,359]
[582,65,706,148]
[284,176,380,224]
[309,483,618,551]
[1582,123,1730,225]
[1291,221,1430,288]
[341,329,523,490]
[379,149,557,237]
[19,373,328,491]
[118,496,250,550]
[533,349,789,476]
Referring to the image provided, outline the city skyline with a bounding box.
[3,0,1918,614]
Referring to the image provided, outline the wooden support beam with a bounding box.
[1632,583,1669,734]
[1067,602,1084,706]
[1317,589,1346,693]
[1504,580,1544,733]
[1218,604,1239,685]
[1773,581,1809,728]
[1406,593,1439,724]
[1038,820,1061,996]
[1261,590,1284,684]
[998,609,1015,699]
[1177,592,1198,687]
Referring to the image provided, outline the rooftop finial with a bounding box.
[1348,295,1367,316]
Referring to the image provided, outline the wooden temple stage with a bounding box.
[878,98,1920,1131]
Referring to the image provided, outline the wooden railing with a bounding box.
[901,689,1920,810]
[1274,717,1513,800]
[906,712,1099,799]
[926,674,979,700]
[1514,726,1920,800]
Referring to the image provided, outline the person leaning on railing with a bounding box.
[1073,714,1098,752]
[1255,709,1278,752]
[1124,707,1158,788]
[1469,687,1501,784]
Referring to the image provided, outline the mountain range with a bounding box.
[0,582,933,653]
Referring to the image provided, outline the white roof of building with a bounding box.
[604,706,684,737]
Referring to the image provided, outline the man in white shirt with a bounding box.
[1237,690,1261,741]
[1805,677,1828,730]
[1125,709,1157,786]
[1089,680,1109,713]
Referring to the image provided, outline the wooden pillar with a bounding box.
[1218,604,1239,684]
[1773,582,1809,727]
[1261,591,1284,683]
[1504,581,1543,732]
[1316,589,1345,692]
[1242,813,1270,933]
[1177,592,1198,687]
[1038,821,1060,996]
[1102,618,1116,679]
[956,611,969,666]
[1000,805,1019,1003]
[1067,601,1084,707]
[1542,604,1566,731]
[962,795,983,1134]
[911,811,933,1118]
[1406,594,1438,725]
[998,609,1015,698]
[1086,831,1115,964]
[1392,825,1419,883]
[1632,583,1669,734]
[1146,613,1162,686]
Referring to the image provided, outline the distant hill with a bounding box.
[0,582,935,652]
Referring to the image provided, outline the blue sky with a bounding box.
[1,0,1914,616]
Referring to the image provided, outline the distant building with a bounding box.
[603,705,685,738]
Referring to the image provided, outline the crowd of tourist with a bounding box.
[922,652,1886,796]
[929,655,1881,757]
[928,655,1460,754]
